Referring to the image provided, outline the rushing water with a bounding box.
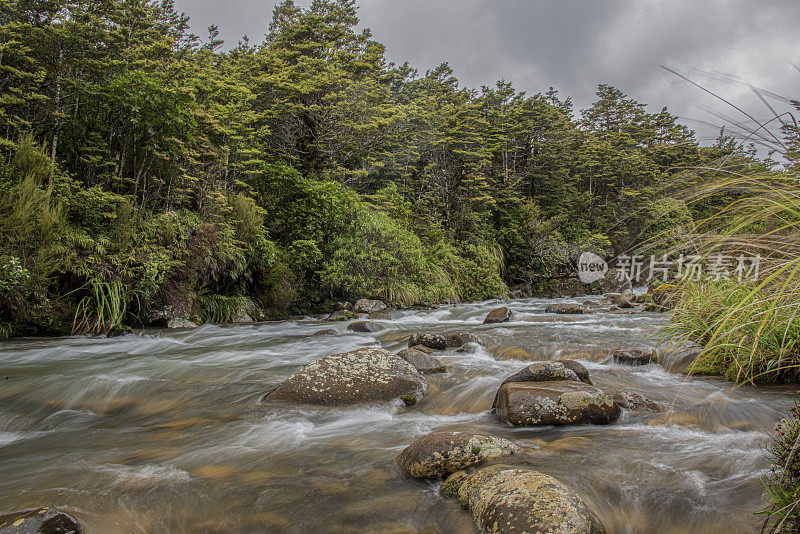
[0,297,795,533]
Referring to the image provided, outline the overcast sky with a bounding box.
[174,0,800,147]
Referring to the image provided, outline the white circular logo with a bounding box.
[577,252,608,283]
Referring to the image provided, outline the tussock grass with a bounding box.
[197,294,256,324]
[658,70,800,531]
[72,280,135,336]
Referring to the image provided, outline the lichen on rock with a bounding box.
[441,465,604,534]
[261,347,427,406]
[397,431,518,479]
[495,381,620,426]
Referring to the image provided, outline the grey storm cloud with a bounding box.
[175,0,800,145]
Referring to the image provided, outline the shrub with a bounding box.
[322,209,454,303]
[762,400,800,533]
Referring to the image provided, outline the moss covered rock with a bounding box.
[0,508,82,534]
[442,466,604,534]
[262,347,427,405]
[397,432,518,478]
[495,381,620,426]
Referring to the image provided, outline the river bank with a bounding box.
[0,296,794,533]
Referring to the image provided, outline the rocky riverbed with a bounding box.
[0,295,795,533]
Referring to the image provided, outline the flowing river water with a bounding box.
[0,296,796,533]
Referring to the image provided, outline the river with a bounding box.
[0,296,795,533]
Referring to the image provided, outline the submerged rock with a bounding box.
[612,392,663,412]
[442,331,483,348]
[410,344,439,355]
[545,303,586,314]
[397,431,518,478]
[347,321,383,333]
[261,347,427,405]
[327,310,359,322]
[0,508,82,534]
[353,299,388,313]
[441,466,603,534]
[407,333,447,351]
[495,381,620,426]
[483,307,512,324]
[491,345,535,361]
[612,349,658,366]
[397,348,446,374]
[313,328,338,336]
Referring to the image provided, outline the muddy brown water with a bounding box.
[0,297,795,533]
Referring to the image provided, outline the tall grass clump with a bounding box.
[657,71,800,529]
[72,280,135,336]
[658,72,800,385]
[197,294,256,324]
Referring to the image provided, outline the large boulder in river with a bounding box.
[442,331,483,348]
[483,307,512,324]
[407,333,447,351]
[0,508,83,533]
[261,347,427,406]
[397,348,446,374]
[492,361,581,410]
[397,431,518,478]
[347,321,383,333]
[545,303,586,314]
[441,466,603,534]
[495,381,620,426]
[354,299,388,313]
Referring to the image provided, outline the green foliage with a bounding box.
[321,209,456,303]
[72,280,135,336]
[0,0,781,336]
[665,280,800,383]
[197,294,256,324]
[761,401,800,533]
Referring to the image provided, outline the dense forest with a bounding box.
[0,0,772,336]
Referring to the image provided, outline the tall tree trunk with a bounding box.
[49,47,64,183]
